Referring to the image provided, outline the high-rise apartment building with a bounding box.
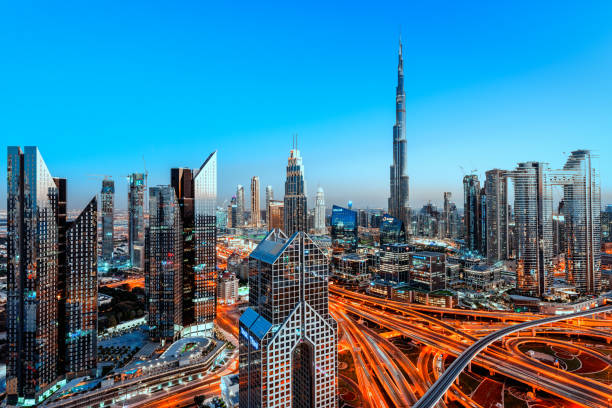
[388,39,410,231]
[7,147,98,405]
[463,175,482,254]
[485,169,509,264]
[250,176,261,227]
[147,185,183,342]
[511,162,553,297]
[236,185,245,227]
[101,178,114,263]
[284,145,307,235]
[128,173,146,270]
[239,230,337,408]
[265,185,273,222]
[558,150,601,294]
[267,200,284,231]
[193,151,218,336]
[314,186,326,234]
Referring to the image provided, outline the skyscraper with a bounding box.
[193,151,218,336]
[559,150,601,294]
[485,169,509,264]
[284,143,307,235]
[511,162,553,297]
[267,200,284,231]
[147,185,183,342]
[101,178,114,263]
[380,213,407,246]
[331,204,358,250]
[443,192,452,238]
[239,230,337,408]
[128,173,146,270]
[463,175,482,254]
[64,196,98,377]
[171,167,196,326]
[388,39,410,231]
[265,185,273,222]
[250,176,261,227]
[7,146,60,404]
[314,186,326,234]
[236,184,245,227]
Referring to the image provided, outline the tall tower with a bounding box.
[463,175,482,254]
[314,186,326,234]
[284,140,308,235]
[443,192,452,238]
[485,169,509,264]
[388,38,410,231]
[101,178,114,264]
[128,173,146,270]
[250,176,261,227]
[236,185,245,227]
[265,185,274,222]
[239,230,337,408]
[193,151,218,336]
[147,185,183,342]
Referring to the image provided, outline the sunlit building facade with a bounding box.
[101,178,114,263]
[147,185,183,342]
[193,151,218,336]
[267,200,284,231]
[314,186,326,234]
[251,176,261,227]
[128,172,146,270]
[239,230,337,408]
[283,146,307,235]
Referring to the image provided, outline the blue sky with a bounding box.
[1,1,612,211]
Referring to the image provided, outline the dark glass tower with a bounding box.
[463,174,482,254]
[239,230,337,408]
[388,39,410,231]
[283,144,307,235]
[101,178,115,263]
[330,204,358,251]
[128,173,146,270]
[147,185,183,342]
[379,213,406,246]
[485,169,509,264]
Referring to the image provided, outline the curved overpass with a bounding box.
[413,305,612,408]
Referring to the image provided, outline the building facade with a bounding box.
[388,39,410,231]
[251,176,261,227]
[283,147,307,235]
[236,185,245,227]
[147,185,183,342]
[330,205,358,251]
[101,178,114,263]
[379,243,412,284]
[379,213,406,246]
[265,185,273,222]
[239,230,337,408]
[409,251,446,292]
[314,186,326,234]
[485,169,509,264]
[267,200,284,231]
[128,173,146,270]
[463,174,482,255]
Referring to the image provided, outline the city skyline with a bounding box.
[2,2,612,211]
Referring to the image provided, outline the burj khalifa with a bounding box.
[388,39,410,230]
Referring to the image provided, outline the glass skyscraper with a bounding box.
[251,176,261,227]
[379,213,406,246]
[314,186,326,234]
[239,230,337,408]
[283,145,307,235]
[147,185,183,342]
[101,178,114,263]
[388,39,410,231]
[193,151,218,336]
[330,204,358,250]
[128,173,146,270]
[463,174,482,255]
[485,169,509,264]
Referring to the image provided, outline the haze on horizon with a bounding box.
[1,1,612,211]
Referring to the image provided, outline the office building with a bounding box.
[463,174,482,254]
[216,207,228,230]
[64,197,98,377]
[250,176,261,227]
[443,192,452,238]
[330,205,358,251]
[314,186,326,234]
[511,162,553,297]
[101,178,114,263]
[283,143,307,235]
[602,205,612,243]
[128,173,146,270]
[379,213,406,246]
[388,39,410,230]
[485,169,509,264]
[193,151,218,336]
[171,167,196,326]
[410,251,446,292]
[239,230,337,408]
[464,264,503,291]
[267,200,284,231]
[236,185,245,227]
[379,243,412,284]
[147,185,183,342]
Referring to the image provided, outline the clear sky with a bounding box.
[1,1,612,211]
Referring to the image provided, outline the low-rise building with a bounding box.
[464,264,503,291]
